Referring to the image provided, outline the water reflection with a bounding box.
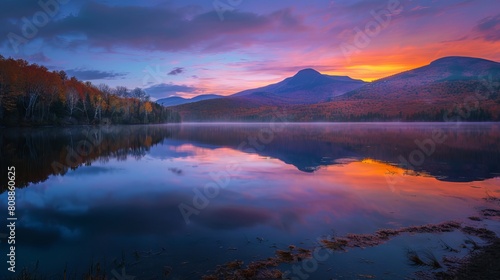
[2,123,499,191]
[0,123,499,279]
[0,125,179,190]
[164,123,500,181]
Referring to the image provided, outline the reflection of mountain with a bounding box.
[0,125,178,191]
[1,123,499,192]
[163,123,500,182]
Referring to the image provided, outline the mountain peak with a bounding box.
[293,68,322,78]
[288,69,324,86]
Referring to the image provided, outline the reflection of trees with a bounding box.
[0,125,176,192]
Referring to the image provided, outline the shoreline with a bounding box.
[201,219,499,279]
[6,219,499,279]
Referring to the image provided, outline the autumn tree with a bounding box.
[143,101,153,122]
[0,56,180,126]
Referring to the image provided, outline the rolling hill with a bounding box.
[156,94,222,107]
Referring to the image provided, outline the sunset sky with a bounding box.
[1,0,499,99]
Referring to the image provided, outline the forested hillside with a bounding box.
[0,56,180,126]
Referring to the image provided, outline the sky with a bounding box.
[1,0,499,100]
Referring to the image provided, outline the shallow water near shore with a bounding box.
[1,123,499,279]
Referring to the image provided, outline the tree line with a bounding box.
[0,56,180,126]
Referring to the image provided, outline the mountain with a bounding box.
[232,68,366,104]
[172,57,500,122]
[157,94,222,107]
[171,69,367,120]
[341,56,500,100]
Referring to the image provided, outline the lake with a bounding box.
[1,123,499,279]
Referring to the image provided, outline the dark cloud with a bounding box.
[144,83,198,98]
[168,67,184,75]
[66,68,128,80]
[0,0,78,52]
[473,14,500,41]
[8,1,306,52]
[0,0,49,20]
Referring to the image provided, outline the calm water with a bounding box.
[1,123,499,279]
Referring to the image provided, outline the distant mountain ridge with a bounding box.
[156,94,222,107]
[171,56,500,122]
[341,56,500,100]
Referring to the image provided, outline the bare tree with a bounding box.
[131,87,149,101]
[98,84,111,95]
[115,86,129,97]
[23,83,42,120]
[67,88,79,116]
[93,95,103,121]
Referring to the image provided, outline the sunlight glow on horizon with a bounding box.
[1,0,499,99]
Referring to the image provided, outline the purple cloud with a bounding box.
[168,67,185,76]
[66,68,128,80]
[473,14,500,41]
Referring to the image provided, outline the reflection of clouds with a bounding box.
[16,190,192,248]
[18,144,500,248]
[147,140,197,159]
[7,140,500,279]
[173,144,212,155]
[168,167,183,175]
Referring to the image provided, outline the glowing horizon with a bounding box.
[1,0,499,99]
